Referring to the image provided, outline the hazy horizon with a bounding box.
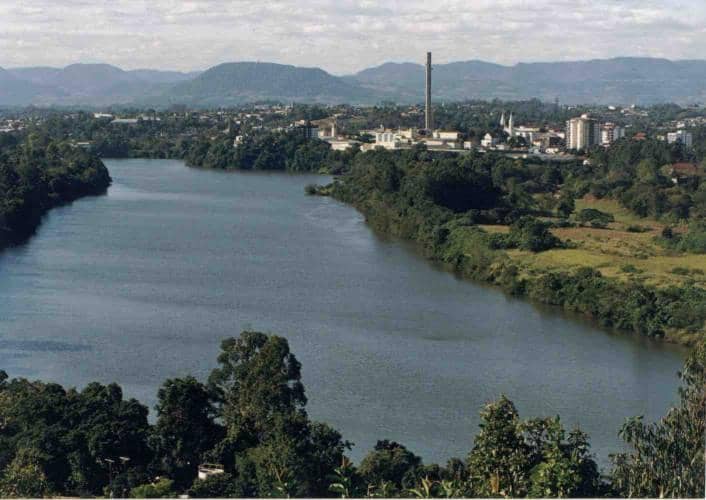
[1,1,705,74]
[4,55,706,77]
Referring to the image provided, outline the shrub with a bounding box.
[130,478,175,498]
[671,267,691,276]
[486,217,562,252]
[576,208,615,228]
[188,473,239,498]
[510,216,562,252]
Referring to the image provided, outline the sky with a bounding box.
[1,0,705,74]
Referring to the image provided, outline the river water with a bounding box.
[0,159,685,466]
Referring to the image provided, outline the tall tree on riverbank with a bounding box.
[150,376,224,488]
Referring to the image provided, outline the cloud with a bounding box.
[0,0,704,73]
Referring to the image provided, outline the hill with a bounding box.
[166,62,375,106]
[2,57,706,107]
[0,67,47,106]
[350,57,706,105]
[4,64,197,106]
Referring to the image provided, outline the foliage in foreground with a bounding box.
[0,331,703,498]
[610,340,706,498]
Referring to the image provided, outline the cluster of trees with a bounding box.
[575,208,615,228]
[328,402,602,498]
[0,332,345,498]
[0,131,111,246]
[659,220,706,254]
[326,147,706,340]
[488,216,563,252]
[31,111,357,174]
[0,331,703,498]
[585,138,705,222]
[183,131,356,174]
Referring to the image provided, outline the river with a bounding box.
[0,159,686,466]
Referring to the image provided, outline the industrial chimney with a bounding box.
[425,52,433,131]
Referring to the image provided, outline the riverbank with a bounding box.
[324,178,706,348]
[0,140,112,251]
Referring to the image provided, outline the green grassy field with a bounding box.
[480,196,706,290]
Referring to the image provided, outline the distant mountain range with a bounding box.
[351,58,706,105]
[0,64,199,106]
[1,57,705,108]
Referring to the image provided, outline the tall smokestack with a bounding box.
[425,52,432,131]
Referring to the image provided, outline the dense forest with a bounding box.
[0,131,111,247]
[0,331,703,498]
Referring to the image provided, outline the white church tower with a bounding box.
[507,113,515,137]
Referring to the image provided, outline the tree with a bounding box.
[304,422,351,496]
[129,478,175,498]
[576,208,614,228]
[0,448,51,498]
[509,216,562,252]
[205,332,347,497]
[525,419,600,497]
[557,192,575,218]
[188,473,239,498]
[150,376,223,488]
[358,440,422,493]
[74,382,151,492]
[328,456,362,498]
[610,340,706,498]
[208,331,307,439]
[467,396,530,497]
[247,429,308,498]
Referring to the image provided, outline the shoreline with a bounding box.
[325,190,704,349]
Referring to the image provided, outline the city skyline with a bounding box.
[1,0,704,74]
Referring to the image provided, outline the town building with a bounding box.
[291,120,318,139]
[500,112,540,142]
[667,162,704,184]
[110,118,139,125]
[433,131,461,141]
[666,130,693,148]
[566,114,600,150]
[198,464,225,481]
[600,123,626,146]
[326,139,360,151]
[481,133,497,148]
[314,120,338,139]
[374,130,407,149]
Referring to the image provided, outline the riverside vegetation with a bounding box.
[0,108,703,497]
[5,110,704,344]
[317,142,706,346]
[0,131,111,248]
[28,109,706,343]
[0,331,703,498]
